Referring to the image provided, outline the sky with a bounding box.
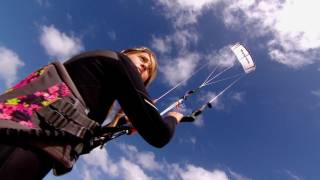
[1,0,320,180]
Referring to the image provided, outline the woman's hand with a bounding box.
[167,111,184,123]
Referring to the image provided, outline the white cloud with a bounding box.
[206,46,237,69]
[151,29,198,55]
[82,147,119,177]
[136,152,162,171]
[66,13,73,21]
[151,36,171,54]
[193,115,205,127]
[81,164,99,180]
[0,46,25,87]
[160,52,201,86]
[36,0,51,7]
[231,92,245,103]
[39,25,84,61]
[179,136,197,145]
[119,158,151,180]
[164,162,229,180]
[156,0,320,68]
[82,146,155,180]
[151,30,200,92]
[284,169,303,180]
[107,31,117,41]
[82,170,93,180]
[80,144,253,180]
[311,90,320,97]
[180,165,228,180]
[222,0,320,68]
[119,144,163,171]
[228,169,252,180]
[190,137,197,144]
[172,30,199,49]
[155,0,220,27]
[200,91,223,110]
[175,0,218,10]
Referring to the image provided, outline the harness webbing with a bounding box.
[0,125,130,155]
[0,61,130,155]
[36,98,99,139]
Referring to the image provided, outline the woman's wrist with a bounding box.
[167,111,183,123]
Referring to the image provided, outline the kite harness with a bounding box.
[0,61,133,175]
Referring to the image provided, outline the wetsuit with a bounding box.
[0,50,177,179]
[64,50,177,147]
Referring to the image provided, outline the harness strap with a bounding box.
[0,127,77,141]
[36,99,99,139]
[50,99,98,132]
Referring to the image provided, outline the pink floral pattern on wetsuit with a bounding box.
[5,66,48,93]
[0,66,71,128]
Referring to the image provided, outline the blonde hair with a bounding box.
[121,47,158,87]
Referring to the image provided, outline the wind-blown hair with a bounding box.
[120,47,158,87]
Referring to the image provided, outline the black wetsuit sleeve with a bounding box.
[111,54,177,148]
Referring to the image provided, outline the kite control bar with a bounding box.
[180,75,243,122]
[85,125,132,151]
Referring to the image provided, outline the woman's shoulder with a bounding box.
[67,49,122,62]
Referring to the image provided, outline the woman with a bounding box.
[0,47,183,179]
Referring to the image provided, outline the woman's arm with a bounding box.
[111,54,179,148]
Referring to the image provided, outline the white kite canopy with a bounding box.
[230,43,256,74]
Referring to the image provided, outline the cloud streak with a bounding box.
[39,25,84,61]
[284,169,303,180]
[82,147,119,177]
[311,89,320,98]
[155,0,320,69]
[221,0,320,68]
[181,165,228,180]
[119,144,163,171]
[80,143,240,180]
[155,0,219,28]
[231,92,245,103]
[0,46,25,87]
[119,158,151,180]
[159,52,201,86]
[228,169,252,180]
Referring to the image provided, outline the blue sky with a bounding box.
[1,0,320,180]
